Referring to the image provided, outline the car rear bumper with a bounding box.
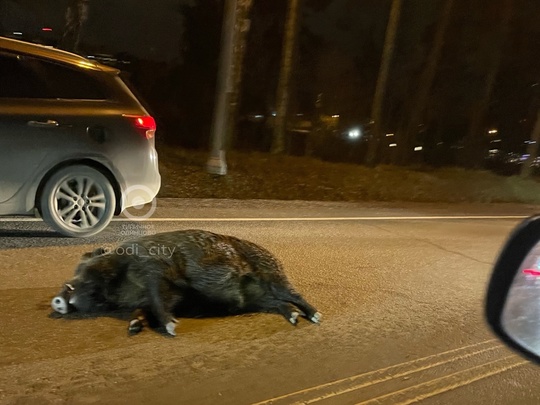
[119,147,161,212]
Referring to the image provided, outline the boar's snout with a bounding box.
[51,283,75,315]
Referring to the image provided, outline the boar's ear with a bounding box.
[92,247,108,256]
[81,247,107,261]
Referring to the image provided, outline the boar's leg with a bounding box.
[255,299,303,325]
[128,308,147,336]
[146,278,180,337]
[270,285,322,324]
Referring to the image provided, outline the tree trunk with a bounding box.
[365,0,402,167]
[306,93,323,157]
[227,0,253,149]
[271,0,302,155]
[59,0,89,53]
[520,109,540,178]
[397,0,454,165]
[463,0,513,169]
[207,0,239,175]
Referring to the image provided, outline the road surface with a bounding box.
[1,199,540,404]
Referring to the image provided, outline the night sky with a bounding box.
[2,0,384,61]
[1,0,394,62]
[0,0,191,61]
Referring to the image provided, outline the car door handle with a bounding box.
[27,120,59,128]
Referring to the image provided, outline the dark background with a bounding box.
[1,0,539,170]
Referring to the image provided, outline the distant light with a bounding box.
[521,154,531,161]
[414,146,423,152]
[296,113,303,117]
[488,129,498,134]
[386,133,394,137]
[489,149,499,154]
[254,114,264,119]
[271,112,277,117]
[12,32,22,36]
[525,140,537,144]
[389,143,397,147]
[348,128,362,139]
[490,139,501,143]
[42,27,53,32]
[332,114,340,118]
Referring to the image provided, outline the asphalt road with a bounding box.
[1,199,540,405]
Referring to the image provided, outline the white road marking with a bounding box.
[357,356,527,405]
[251,340,502,405]
[0,215,527,223]
[0,217,43,222]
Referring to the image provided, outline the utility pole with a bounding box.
[365,0,402,166]
[271,0,302,155]
[207,0,239,175]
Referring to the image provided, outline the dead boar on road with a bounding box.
[51,229,321,336]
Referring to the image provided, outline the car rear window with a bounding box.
[0,52,109,100]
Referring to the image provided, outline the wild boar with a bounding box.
[51,229,321,336]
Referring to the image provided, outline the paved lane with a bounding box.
[0,200,539,404]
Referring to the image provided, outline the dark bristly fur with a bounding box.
[53,229,321,336]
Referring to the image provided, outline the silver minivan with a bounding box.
[0,37,161,237]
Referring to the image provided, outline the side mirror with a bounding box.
[486,215,540,363]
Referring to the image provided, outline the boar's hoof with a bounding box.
[310,312,322,324]
[165,319,178,336]
[289,311,300,325]
[51,296,69,315]
[128,318,144,335]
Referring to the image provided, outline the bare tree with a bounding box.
[397,0,454,165]
[227,0,253,148]
[365,0,402,166]
[59,0,89,53]
[521,109,540,178]
[208,0,238,175]
[271,0,302,155]
[207,0,253,175]
[463,0,513,168]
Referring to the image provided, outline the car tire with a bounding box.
[40,165,116,237]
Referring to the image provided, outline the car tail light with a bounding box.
[124,115,156,139]
[523,269,540,277]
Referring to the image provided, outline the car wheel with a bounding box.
[40,165,115,237]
